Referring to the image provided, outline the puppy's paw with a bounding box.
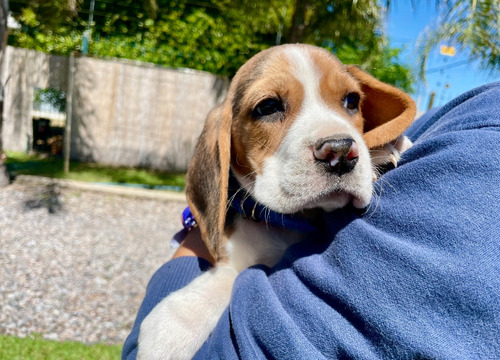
[137,265,238,360]
[371,135,413,179]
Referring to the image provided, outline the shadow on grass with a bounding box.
[5,151,186,189]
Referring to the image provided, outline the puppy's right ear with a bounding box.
[346,65,416,149]
[185,104,232,261]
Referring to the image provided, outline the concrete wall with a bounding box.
[2,47,228,171]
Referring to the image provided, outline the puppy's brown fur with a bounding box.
[186,45,416,261]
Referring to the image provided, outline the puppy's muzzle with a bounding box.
[313,136,359,176]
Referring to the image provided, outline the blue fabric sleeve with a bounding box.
[193,82,500,359]
[121,256,212,360]
[122,82,500,359]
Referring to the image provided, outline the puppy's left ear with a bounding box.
[346,65,416,149]
[185,104,232,262]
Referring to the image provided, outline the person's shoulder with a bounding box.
[406,81,500,142]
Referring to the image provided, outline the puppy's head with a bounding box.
[186,44,416,260]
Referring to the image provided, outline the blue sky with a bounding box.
[386,3,499,113]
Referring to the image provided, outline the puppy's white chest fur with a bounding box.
[137,218,308,360]
[226,216,305,272]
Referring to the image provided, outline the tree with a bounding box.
[415,0,500,80]
[0,0,9,186]
[8,0,411,80]
[8,0,281,76]
[334,43,415,93]
[285,0,384,52]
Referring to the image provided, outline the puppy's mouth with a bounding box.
[241,154,373,214]
[303,189,369,212]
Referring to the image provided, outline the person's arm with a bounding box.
[124,82,500,359]
[170,227,215,264]
[193,82,500,359]
[121,228,212,360]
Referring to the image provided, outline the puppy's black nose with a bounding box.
[313,137,359,176]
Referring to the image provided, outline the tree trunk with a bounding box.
[0,0,10,186]
[287,0,308,43]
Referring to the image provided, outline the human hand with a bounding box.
[172,227,215,265]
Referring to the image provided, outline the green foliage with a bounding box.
[334,43,415,93]
[33,88,67,113]
[87,4,270,75]
[8,2,81,54]
[0,334,121,360]
[415,0,500,80]
[9,0,414,85]
[285,0,384,49]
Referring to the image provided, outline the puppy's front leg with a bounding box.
[137,265,238,360]
[371,135,413,170]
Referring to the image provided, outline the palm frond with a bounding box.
[415,0,500,81]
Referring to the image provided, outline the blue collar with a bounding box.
[227,171,319,233]
[172,171,319,247]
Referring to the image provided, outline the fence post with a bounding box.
[64,52,75,174]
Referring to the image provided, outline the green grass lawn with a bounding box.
[0,334,121,360]
[5,151,186,190]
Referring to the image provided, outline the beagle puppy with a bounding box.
[137,44,416,359]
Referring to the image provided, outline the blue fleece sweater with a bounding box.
[123,82,500,359]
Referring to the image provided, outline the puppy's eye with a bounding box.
[343,93,360,111]
[252,98,285,119]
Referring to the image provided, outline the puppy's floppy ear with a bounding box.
[346,65,416,149]
[185,104,232,261]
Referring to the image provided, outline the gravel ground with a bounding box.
[0,176,186,345]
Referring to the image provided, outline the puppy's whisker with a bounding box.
[363,187,380,218]
[376,176,398,194]
[364,174,399,218]
[234,154,243,167]
[242,172,255,181]
[371,155,401,160]
[226,171,258,209]
[263,206,272,230]
[374,185,383,212]
[226,183,253,212]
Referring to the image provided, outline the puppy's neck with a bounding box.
[227,170,321,233]
[224,216,309,272]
